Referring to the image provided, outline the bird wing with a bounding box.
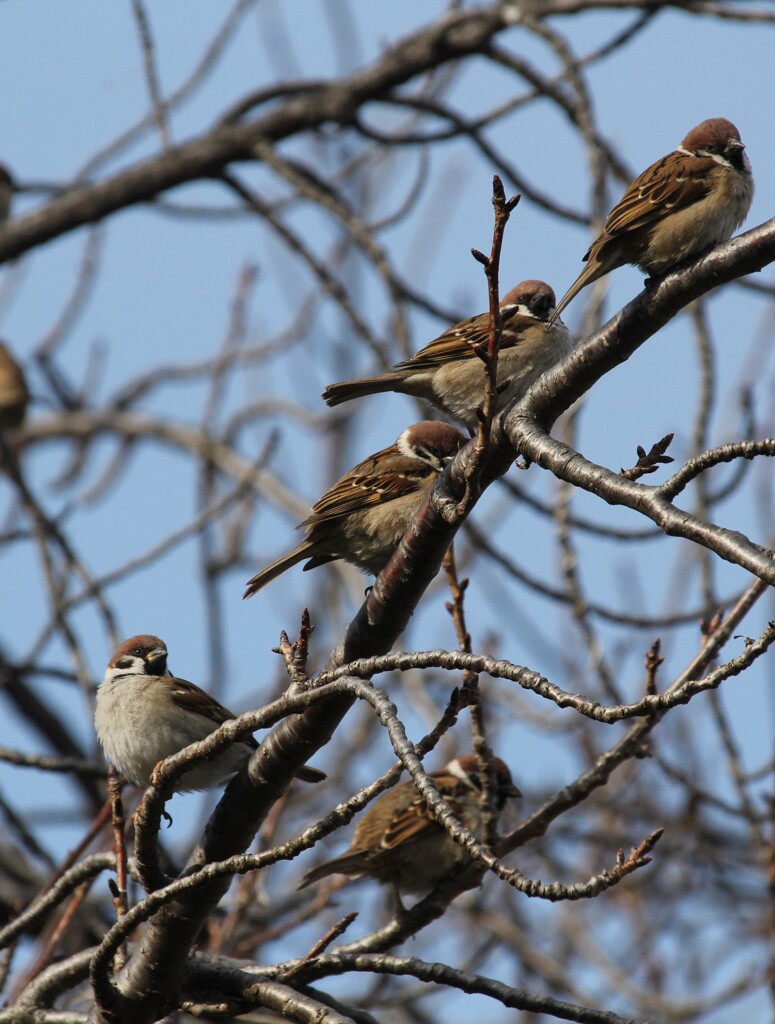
[395,307,531,371]
[301,447,427,527]
[601,153,714,238]
[166,676,259,749]
[381,793,438,849]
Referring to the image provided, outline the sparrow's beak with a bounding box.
[728,140,745,152]
[144,647,167,671]
[504,782,523,799]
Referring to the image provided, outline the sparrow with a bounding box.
[298,754,521,894]
[551,117,754,322]
[322,280,572,429]
[94,634,325,791]
[0,342,29,432]
[243,420,466,598]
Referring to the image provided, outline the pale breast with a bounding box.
[642,165,753,274]
[95,674,252,789]
[335,478,437,575]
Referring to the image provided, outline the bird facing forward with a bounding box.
[551,117,754,323]
[322,280,572,429]
[298,754,521,894]
[95,634,325,791]
[243,420,466,598]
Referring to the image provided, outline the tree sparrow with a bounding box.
[0,342,29,432]
[299,754,521,893]
[551,117,754,322]
[95,635,325,791]
[322,281,572,429]
[243,420,466,598]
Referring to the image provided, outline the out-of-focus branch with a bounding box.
[0,7,518,265]
[0,855,116,951]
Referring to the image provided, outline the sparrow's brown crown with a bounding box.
[681,117,742,153]
[680,118,748,172]
[109,634,168,674]
[501,280,558,320]
[397,420,466,470]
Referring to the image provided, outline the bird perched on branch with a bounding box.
[243,420,466,598]
[550,117,754,323]
[0,342,29,433]
[95,634,325,791]
[299,754,521,894]
[322,280,571,429]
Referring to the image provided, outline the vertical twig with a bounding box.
[443,543,498,847]
[275,609,315,692]
[130,0,172,149]
[444,174,520,835]
[106,767,129,971]
[107,766,129,923]
[644,639,663,696]
[461,177,520,512]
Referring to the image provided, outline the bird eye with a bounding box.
[705,143,717,154]
[132,647,145,657]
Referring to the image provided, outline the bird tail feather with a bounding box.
[322,372,405,408]
[243,541,315,599]
[297,853,365,889]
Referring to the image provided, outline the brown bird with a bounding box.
[551,117,754,323]
[0,342,29,432]
[322,280,571,429]
[298,754,521,894]
[243,420,466,598]
[95,634,325,791]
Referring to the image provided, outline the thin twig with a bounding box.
[106,767,128,971]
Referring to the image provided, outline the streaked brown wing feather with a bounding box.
[395,307,531,372]
[602,154,714,238]
[395,313,489,370]
[382,788,468,849]
[382,795,437,848]
[301,448,427,527]
[167,676,259,750]
[167,677,234,725]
